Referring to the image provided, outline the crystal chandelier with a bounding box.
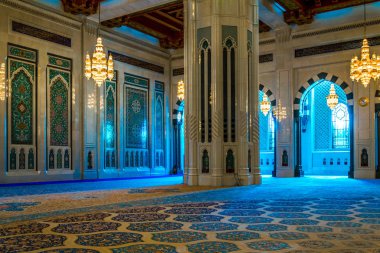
[326,83,339,110]
[350,1,380,87]
[273,99,287,122]
[260,94,271,116]
[0,63,6,101]
[177,80,185,101]
[84,3,113,87]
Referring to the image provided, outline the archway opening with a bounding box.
[300,80,350,176]
[259,90,275,176]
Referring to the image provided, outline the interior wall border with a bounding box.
[1,0,81,30]
[110,51,164,74]
[295,36,380,58]
[292,19,380,40]
[12,21,71,47]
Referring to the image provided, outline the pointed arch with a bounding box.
[294,72,353,113]
[11,66,34,84]
[49,75,69,89]
[259,84,276,107]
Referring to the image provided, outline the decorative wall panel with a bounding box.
[47,54,72,170]
[105,72,117,168]
[124,73,149,168]
[155,81,164,167]
[7,44,37,171]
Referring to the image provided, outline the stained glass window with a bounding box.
[332,103,349,149]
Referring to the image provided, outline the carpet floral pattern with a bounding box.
[1,197,380,252]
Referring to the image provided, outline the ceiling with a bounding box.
[43,0,380,49]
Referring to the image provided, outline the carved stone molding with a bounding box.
[0,0,81,30]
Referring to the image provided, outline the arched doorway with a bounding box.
[294,73,354,177]
[259,84,276,176]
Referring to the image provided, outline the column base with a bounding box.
[354,168,375,179]
[348,166,354,178]
[294,165,304,177]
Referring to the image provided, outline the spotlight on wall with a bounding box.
[177,80,185,101]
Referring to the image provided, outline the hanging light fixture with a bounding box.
[85,2,113,87]
[326,83,339,110]
[177,80,185,101]
[260,94,271,116]
[350,0,380,87]
[0,63,5,101]
[273,99,287,122]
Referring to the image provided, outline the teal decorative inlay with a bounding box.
[126,87,148,149]
[155,91,164,150]
[48,69,70,146]
[155,80,164,91]
[8,45,37,62]
[125,73,149,89]
[10,60,35,145]
[48,55,71,70]
[105,80,116,149]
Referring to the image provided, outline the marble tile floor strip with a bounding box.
[1,177,380,252]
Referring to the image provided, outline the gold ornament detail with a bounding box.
[85,37,114,87]
[260,94,271,116]
[326,83,339,110]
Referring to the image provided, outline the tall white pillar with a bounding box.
[184,0,260,186]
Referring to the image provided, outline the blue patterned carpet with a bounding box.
[1,177,380,252]
[0,176,183,197]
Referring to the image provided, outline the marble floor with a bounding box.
[1,176,380,253]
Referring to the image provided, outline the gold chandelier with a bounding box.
[177,80,185,101]
[0,63,5,101]
[84,3,113,87]
[273,99,287,122]
[326,83,339,110]
[350,0,380,87]
[260,94,271,116]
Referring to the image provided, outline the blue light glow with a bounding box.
[114,26,159,46]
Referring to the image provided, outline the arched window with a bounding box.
[332,103,349,149]
[259,91,274,151]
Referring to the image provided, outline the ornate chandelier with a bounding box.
[0,63,5,101]
[350,1,380,87]
[260,94,271,116]
[350,39,380,87]
[177,80,185,101]
[84,3,113,87]
[273,99,287,122]
[326,83,339,109]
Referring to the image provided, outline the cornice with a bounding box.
[1,0,82,30]
[101,28,171,60]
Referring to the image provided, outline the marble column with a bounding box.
[184,0,260,186]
